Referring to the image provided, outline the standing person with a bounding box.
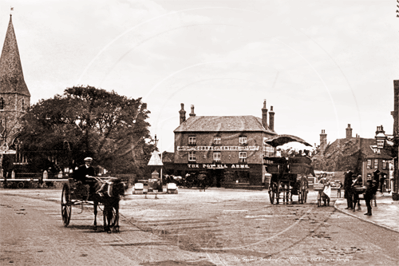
[379,174,386,194]
[364,179,378,216]
[344,170,353,209]
[337,181,342,198]
[352,174,363,211]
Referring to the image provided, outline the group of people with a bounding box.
[344,170,380,216]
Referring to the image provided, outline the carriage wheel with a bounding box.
[61,184,72,226]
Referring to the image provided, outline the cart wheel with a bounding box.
[61,184,72,226]
[269,190,275,204]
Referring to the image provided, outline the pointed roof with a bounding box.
[148,151,163,166]
[0,15,30,97]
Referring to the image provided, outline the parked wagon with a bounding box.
[264,134,314,205]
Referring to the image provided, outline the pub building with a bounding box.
[171,100,277,188]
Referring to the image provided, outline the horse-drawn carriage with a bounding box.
[264,135,315,205]
[61,176,125,233]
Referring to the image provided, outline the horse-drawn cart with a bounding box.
[265,157,312,204]
[264,134,314,205]
[61,176,125,233]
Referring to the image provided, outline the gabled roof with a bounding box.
[323,137,392,160]
[174,115,276,134]
[0,16,30,97]
[162,151,174,163]
[360,138,393,159]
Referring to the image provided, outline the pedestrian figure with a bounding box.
[337,181,342,198]
[344,170,353,209]
[373,170,380,207]
[352,174,362,212]
[364,179,378,216]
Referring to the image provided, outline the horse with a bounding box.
[92,177,125,233]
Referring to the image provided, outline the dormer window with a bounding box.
[239,136,247,145]
[214,136,221,145]
[188,136,196,146]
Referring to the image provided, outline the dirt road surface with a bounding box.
[1,188,398,265]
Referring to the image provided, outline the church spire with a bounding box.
[0,15,30,97]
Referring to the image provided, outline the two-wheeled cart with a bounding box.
[61,176,124,232]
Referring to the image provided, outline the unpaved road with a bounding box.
[1,188,398,265]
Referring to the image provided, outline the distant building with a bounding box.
[391,80,399,198]
[0,15,31,172]
[171,100,277,187]
[312,124,393,189]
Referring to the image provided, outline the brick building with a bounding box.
[0,15,31,171]
[172,100,277,187]
[312,124,393,189]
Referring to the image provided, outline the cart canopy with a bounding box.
[264,134,312,148]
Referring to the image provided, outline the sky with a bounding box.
[0,0,398,152]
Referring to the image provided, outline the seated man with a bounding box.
[74,157,96,200]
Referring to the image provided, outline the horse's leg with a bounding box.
[93,200,97,231]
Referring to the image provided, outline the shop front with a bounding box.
[171,163,263,188]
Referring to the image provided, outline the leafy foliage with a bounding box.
[18,86,155,175]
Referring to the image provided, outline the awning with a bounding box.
[264,134,312,148]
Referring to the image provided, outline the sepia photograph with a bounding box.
[0,0,398,265]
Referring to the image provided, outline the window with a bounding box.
[367,159,372,169]
[188,136,196,145]
[188,151,196,162]
[374,159,378,169]
[213,151,221,162]
[214,136,221,145]
[21,99,25,111]
[239,136,247,145]
[382,160,387,170]
[264,145,275,157]
[0,98,3,110]
[239,152,247,163]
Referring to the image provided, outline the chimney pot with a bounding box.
[190,104,196,117]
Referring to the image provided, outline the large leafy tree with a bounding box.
[18,86,155,175]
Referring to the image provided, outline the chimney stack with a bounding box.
[189,104,196,117]
[320,129,327,148]
[269,106,275,131]
[346,124,352,139]
[179,103,186,124]
[262,99,268,129]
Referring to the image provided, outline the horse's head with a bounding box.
[111,178,125,197]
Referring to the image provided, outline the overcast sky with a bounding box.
[1,0,398,152]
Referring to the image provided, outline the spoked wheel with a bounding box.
[61,184,72,226]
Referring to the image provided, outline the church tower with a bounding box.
[0,14,31,151]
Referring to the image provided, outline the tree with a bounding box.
[18,85,155,175]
